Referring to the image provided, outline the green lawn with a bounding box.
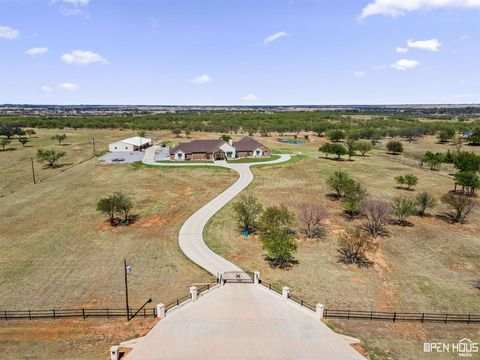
[227,154,281,163]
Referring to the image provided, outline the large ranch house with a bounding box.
[169,136,270,161]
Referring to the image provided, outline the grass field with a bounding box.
[205,135,480,359]
[1,129,479,359]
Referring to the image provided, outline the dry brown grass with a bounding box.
[205,137,480,359]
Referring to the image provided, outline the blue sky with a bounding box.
[0,0,479,105]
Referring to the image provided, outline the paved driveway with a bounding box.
[143,146,290,275]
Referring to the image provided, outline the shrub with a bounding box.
[259,204,295,233]
[386,140,404,154]
[233,195,263,233]
[415,192,436,216]
[360,199,391,237]
[392,197,416,225]
[326,171,353,197]
[260,227,297,269]
[51,133,67,146]
[404,174,418,190]
[395,175,406,188]
[299,204,326,239]
[1,138,11,151]
[441,193,476,223]
[453,151,480,173]
[37,148,65,167]
[337,227,378,267]
[422,150,444,171]
[343,181,367,219]
[354,140,373,156]
[454,171,480,196]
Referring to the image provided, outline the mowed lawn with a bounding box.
[205,137,480,359]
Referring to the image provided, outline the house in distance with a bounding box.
[108,136,153,152]
[169,136,270,161]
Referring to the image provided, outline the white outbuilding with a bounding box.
[108,137,153,152]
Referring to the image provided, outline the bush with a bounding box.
[453,151,480,173]
[299,204,326,239]
[259,204,295,233]
[326,171,353,197]
[96,192,134,225]
[354,140,373,156]
[337,227,378,267]
[441,193,476,223]
[360,199,391,237]
[37,148,65,167]
[386,140,404,154]
[454,171,480,196]
[422,150,444,171]
[343,181,367,219]
[415,192,436,216]
[260,228,297,269]
[392,197,416,225]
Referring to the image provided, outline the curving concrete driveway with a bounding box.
[142,146,291,276]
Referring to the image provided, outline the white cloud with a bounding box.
[61,50,108,65]
[242,94,257,101]
[372,64,387,70]
[391,59,420,70]
[360,0,480,19]
[407,38,442,51]
[191,74,212,84]
[396,47,408,53]
[264,31,290,45]
[354,71,366,77]
[0,26,20,40]
[59,7,85,16]
[26,47,48,55]
[40,85,52,92]
[58,83,79,91]
[52,0,90,5]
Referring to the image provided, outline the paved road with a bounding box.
[142,146,291,276]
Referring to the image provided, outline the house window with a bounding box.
[177,153,183,159]
[246,151,252,156]
[256,150,261,156]
[226,152,233,158]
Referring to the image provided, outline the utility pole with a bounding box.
[124,258,130,321]
[92,138,96,156]
[30,157,36,184]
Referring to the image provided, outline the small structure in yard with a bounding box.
[169,136,270,161]
[109,136,152,152]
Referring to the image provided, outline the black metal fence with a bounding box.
[1,308,157,321]
[2,282,220,321]
[259,280,479,325]
[323,309,480,324]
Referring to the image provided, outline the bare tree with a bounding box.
[299,204,326,239]
[441,193,476,223]
[337,227,378,267]
[360,199,391,237]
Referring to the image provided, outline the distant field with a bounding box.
[205,136,480,359]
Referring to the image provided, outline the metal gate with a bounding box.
[220,271,253,284]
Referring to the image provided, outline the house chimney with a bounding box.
[228,139,233,146]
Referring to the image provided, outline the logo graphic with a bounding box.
[424,338,479,357]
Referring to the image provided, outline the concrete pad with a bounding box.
[124,284,366,360]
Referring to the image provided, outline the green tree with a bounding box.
[327,171,353,197]
[260,227,297,269]
[36,148,65,167]
[454,171,480,196]
[327,130,345,142]
[422,151,444,171]
[392,197,416,225]
[329,143,348,160]
[343,181,367,219]
[386,140,404,154]
[337,227,378,267]
[18,137,29,147]
[404,174,418,190]
[96,194,119,224]
[346,138,356,160]
[415,192,436,216]
[395,175,406,189]
[0,124,22,139]
[259,204,295,232]
[437,128,455,143]
[114,192,133,222]
[172,128,182,137]
[51,133,67,146]
[466,128,480,145]
[1,138,11,151]
[354,140,373,156]
[453,151,480,173]
[233,195,263,233]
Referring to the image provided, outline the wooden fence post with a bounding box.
[393,312,396,323]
